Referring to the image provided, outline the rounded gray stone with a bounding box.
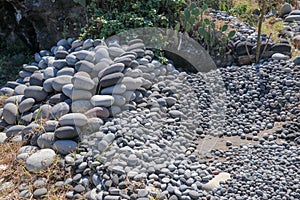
[75,60,94,73]
[52,75,73,92]
[0,87,14,96]
[3,103,18,124]
[98,63,125,79]
[24,86,48,102]
[54,126,79,139]
[57,67,75,77]
[75,50,95,62]
[108,46,125,58]
[25,149,56,172]
[100,84,127,95]
[43,120,59,132]
[14,84,27,95]
[33,188,47,198]
[37,132,55,149]
[59,113,88,126]
[121,77,143,90]
[43,78,54,93]
[51,102,70,119]
[99,72,124,88]
[72,74,95,90]
[70,89,92,100]
[71,100,93,113]
[90,95,114,107]
[62,84,74,98]
[95,47,109,63]
[43,67,57,79]
[84,107,110,118]
[5,125,25,137]
[53,140,78,155]
[19,98,35,113]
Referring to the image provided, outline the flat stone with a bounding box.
[0,87,14,96]
[51,102,70,119]
[29,71,44,86]
[43,78,54,93]
[43,120,58,132]
[14,84,27,95]
[99,72,124,88]
[108,46,125,58]
[83,38,94,49]
[23,65,39,72]
[19,70,32,78]
[85,107,110,118]
[33,188,47,198]
[95,47,109,63]
[169,110,185,118]
[121,77,143,90]
[62,84,74,98]
[114,56,133,66]
[55,50,68,59]
[25,149,56,172]
[57,67,75,76]
[4,95,24,104]
[90,95,115,107]
[70,89,92,100]
[124,68,143,78]
[24,86,48,102]
[72,74,95,90]
[55,126,79,139]
[100,84,127,95]
[37,132,55,149]
[3,103,18,124]
[112,95,126,106]
[75,50,95,62]
[52,75,73,92]
[59,113,88,127]
[272,53,289,61]
[48,93,68,104]
[270,43,291,53]
[33,104,52,120]
[43,67,57,79]
[53,59,67,69]
[6,125,25,137]
[98,63,125,79]
[122,91,136,101]
[285,15,300,22]
[71,100,93,113]
[97,140,108,153]
[75,60,94,73]
[19,98,35,113]
[66,54,78,66]
[202,172,231,191]
[53,140,78,155]
[72,40,83,49]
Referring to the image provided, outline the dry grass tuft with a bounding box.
[0,140,72,199]
[0,95,8,109]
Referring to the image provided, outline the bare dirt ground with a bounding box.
[196,122,287,162]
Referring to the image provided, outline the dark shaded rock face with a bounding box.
[1,0,85,50]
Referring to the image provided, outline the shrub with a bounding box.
[78,0,185,39]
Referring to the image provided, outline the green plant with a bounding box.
[177,2,235,53]
[78,0,185,40]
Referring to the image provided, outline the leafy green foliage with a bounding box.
[177,2,235,53]
[78,0,185,40]
[228,4,257,26]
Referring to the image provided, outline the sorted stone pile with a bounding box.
[0,14,300,199]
